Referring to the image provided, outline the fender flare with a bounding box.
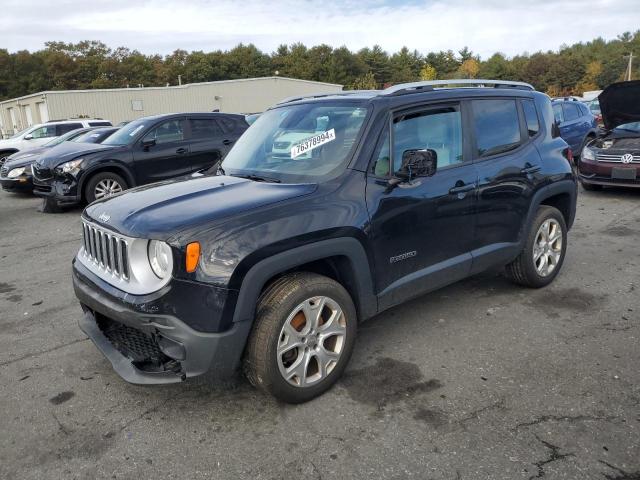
[522,179,577,242]
[231,237,377,325]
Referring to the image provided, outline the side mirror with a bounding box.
[24,134,33,140]
[397,148,437,180]
[142,138,156,150]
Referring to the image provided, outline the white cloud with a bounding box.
[2,0,639,58]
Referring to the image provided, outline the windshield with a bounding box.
[44,129,87,147]
[9,126,32,139]
[222,103,368,182]
[614,121,640,133]
[101,119,147,146]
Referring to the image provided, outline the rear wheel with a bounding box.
[505,206,567,288]
[244,272,357,403]
[85,172,128,203]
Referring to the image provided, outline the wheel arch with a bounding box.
[231,238,378,327]
[523,180,577,242]
[78,163,135,201]
[0,149,19,158]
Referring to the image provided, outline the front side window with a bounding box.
[553,104,564,124]
[222,103,368,183]
[392,106,463,172]
[190,119,223,139]
[30,125,57,139]
[472,99,521,157]
[562,103,580,122]
[522,99,540,137]
[143,119,185,145]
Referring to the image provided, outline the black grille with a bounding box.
[0,166,8,177]
[32,164,52,180]
[97,316,165,363]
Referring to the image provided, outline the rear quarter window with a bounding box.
[471,99,522,157]
[562,104,580,122]
[521,99,540,137]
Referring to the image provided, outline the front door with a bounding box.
[133,117,191,184]
[366,103,478,310]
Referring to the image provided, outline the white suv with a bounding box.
[0,119,112,162]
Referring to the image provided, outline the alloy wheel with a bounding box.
[277,296,347,387]
[94,178,123,199]
[533,218,563,277]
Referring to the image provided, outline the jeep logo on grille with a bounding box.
[98,212,110,223]
[621,153,633,164]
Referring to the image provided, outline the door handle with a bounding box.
[222,139,233,146]
[176,147,188,155]
[449,183,475,195]
[521,163,541,174]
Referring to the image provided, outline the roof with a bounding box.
[277,79,537,106]
[0,76,343,105]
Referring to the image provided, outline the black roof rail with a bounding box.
[382,79,535,96]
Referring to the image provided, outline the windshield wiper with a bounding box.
[231,173,281,183]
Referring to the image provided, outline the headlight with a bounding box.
[57,158,84,175]
[582,147,596,161]
[7,167,26,178]
[148,240,173,279]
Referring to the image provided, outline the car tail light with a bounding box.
[562,148,574,164]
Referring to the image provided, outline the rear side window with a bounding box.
[190,119,223,139]
[521,100,540,137]
[562,104,580,122]
[471,99,521,157]
[217,117,237,133]
[57,123,83,135]
[88,121,112,127]
[578,104,590,116]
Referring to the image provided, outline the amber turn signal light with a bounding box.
[185,242,200,273]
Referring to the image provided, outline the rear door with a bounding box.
[186,117,227,172]
[472,97,543,272]
[132,117,191,184]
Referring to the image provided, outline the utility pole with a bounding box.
[624,52,634,81]
[178,75,182,86]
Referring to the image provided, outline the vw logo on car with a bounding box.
[621,153,634,164]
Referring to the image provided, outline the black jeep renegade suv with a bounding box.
[73,80,577,403]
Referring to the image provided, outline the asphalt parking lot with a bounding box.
[0,186,638,480]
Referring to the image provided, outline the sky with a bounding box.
[2,0,639,59]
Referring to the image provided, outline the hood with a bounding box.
[84,175,317,239]
[3,153,40,170]
[36,142,117,168]
[598,80,640,131]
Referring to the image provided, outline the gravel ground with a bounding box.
[0,186,638,480]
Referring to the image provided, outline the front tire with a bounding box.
[85,172,128,204]
[505,206,567,288]
[244,272,357,403]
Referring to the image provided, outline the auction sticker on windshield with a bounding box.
[291,129,336,159]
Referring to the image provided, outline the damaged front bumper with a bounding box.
[73,259,251,384]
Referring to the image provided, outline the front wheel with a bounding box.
[505,206,567,288]
[244,273,357,403]
[85,172,128,204]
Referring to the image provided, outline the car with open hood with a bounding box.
[0,127,118,194]
[72,79,577,403]
[578,80,640,190]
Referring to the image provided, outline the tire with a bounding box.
[580,181,602,191]
[244,272,357,403]
[84,172,128,204]
[505,206,567,288]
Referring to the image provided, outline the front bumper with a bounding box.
[0,175,33,192]
[73,260,251,384]
[32,177,82,205]
[577,156,640,188]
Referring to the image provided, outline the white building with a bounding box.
[0,77,343,137]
